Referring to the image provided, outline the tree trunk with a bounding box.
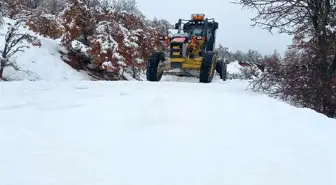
[0,66,4,80]
[0,58,6,80]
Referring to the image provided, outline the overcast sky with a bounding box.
[136,0,293,55]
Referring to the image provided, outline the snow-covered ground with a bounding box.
[1,78,335,185]
[0,18,91,81]
[0,15,335,185]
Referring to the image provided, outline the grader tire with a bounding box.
[216,59,227,81]
[146,52,165,82]
[200,52,216,83]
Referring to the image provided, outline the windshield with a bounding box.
[185,24,204,36]
[191,27,203,35]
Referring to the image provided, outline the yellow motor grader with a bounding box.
[146,14,227,83]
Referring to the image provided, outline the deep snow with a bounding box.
[1,79,336,185]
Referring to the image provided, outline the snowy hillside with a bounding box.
[1,79,335,185]
[0,18,91,81]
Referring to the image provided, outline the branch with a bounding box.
[0,15,3,27]
[233,0,311,34]
[5,60,20,70]
[7,45,30,58]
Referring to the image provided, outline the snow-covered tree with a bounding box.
[216,44,229,60]
[59,0,96,47]
[88,20,119,70]
[39,0,67,15]
[87,10,162,79]
[26,11,63,39]
[246,49,262,64]
[149,17,173,35]
[0,0,33,19]
[109,0,144,18]
[82,0,100,8]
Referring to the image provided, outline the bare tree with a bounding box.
[235,0,336,76]
[0,20,37,80]
[235,0,336,117]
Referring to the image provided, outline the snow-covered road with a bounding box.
[0,79,335,185]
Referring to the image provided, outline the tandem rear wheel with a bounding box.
[216,59,227,81]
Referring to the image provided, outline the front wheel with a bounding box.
[146,52,165,82]
[199,52,216,83]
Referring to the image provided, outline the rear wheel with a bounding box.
[216,59,227,81]
[199,52,216,83]
[146,52,165,82]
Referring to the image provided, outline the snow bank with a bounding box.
[227,60,243,74]
[0,79,335,185]
[0,17,91,81]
